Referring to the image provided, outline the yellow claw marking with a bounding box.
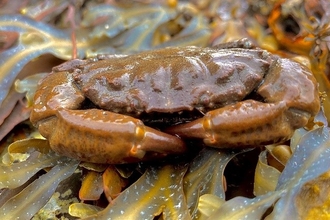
[203,114,216,144]
[130,124,146,159]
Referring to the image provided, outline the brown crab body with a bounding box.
[30,39,320,164]
[73,46,271,114]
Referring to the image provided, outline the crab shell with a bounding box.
[30,40,320,164]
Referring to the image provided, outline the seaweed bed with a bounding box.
[0,0,330,219]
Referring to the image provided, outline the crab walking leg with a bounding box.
[166,100,311,148]
[42,109,186,164]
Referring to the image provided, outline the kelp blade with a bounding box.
[82,164,190,220]
[253,150,281,196]
[0,139,61,189]
[183,148,244,217]
[0,157,79,219]
[267,127,330,219]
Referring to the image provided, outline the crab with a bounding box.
[30,39,320,164]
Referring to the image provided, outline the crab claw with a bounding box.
[166,100,308,148]
[40,109,187,164]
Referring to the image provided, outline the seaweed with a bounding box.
[0,14,72,105]
[184,148,245,218]
[78,148,243,219]
[1,158,79,219]
[253,150,281,196]
[0,138,79,218]
[199,127,330,219]
[82,164,190,220]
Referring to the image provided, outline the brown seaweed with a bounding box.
[0,158,79,219]
[83,164,190,220]
[202,127,330,219]
[79,148,243,219]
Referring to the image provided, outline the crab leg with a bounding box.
[165,100,311,148]
[42,109,187,164]
[167,57,320,148]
